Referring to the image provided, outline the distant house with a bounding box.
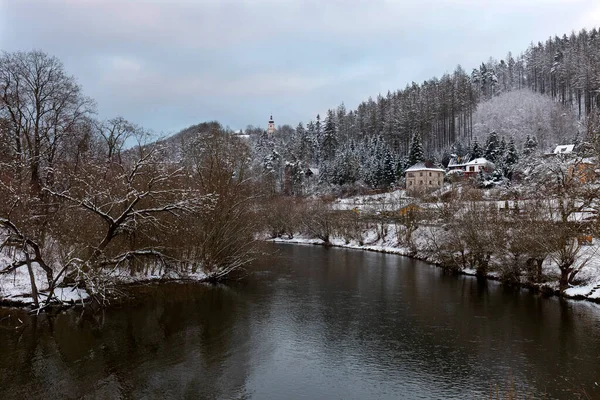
[405,163,445,190]
[544,144,576,158]
[463,158,495,177]
[568,158,597,183]
[552,144,575,155]
[448,157,495,178]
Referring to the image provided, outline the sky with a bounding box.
[1,0,599,136]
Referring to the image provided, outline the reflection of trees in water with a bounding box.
[0,282,277,399]
[261,246,600,398]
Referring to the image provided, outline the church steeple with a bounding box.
[267,115,275,135]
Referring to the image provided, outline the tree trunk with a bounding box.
[25,253,39,308]
[559,267,570,292]
[535,258,543,283]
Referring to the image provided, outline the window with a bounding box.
[429,172,431,177]
[409,181,413,186]
[419,180,423,185]
[469,166,475,172]
[419,172,423,177]
[429,181,432,185]
[407,173,414,177]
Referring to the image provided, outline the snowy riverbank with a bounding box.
[268,225,600,303]
[0,253,208,308]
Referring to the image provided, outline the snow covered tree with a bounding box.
[314,114,322,162]
[408,132,425,166]
[381,150,397,187]
[322,109,338,162]
[523,135,538,157]
[484,131,500,162]
[498,136,507,160]
[471,137,483,159]
[504,137,519,167]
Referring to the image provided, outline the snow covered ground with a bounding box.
[332,189,408,211]
[0,250,208,308]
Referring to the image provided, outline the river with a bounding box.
[1,243,599,399]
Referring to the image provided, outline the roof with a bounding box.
[553,144,575,154]
[466,157,493,165]
[449,157,494,168]
[405,162,445,172]
[448,155,471,167]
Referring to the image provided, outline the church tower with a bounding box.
[267,115,276,135]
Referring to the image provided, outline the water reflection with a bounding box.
[0,244,599,399]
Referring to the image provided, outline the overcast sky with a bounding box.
[1,0,599,135]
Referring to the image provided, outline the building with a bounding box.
[447,157,495,177]
[267,115,276,135]
[543,144,576,158]
[552,144,575,155]
[405,163,445,190]
[567,158,598,183]
[462,158,495,177]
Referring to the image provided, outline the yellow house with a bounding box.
[405,163,445,190]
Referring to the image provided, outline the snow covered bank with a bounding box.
[332,189,408,211]
[268,225,600,304]
[0,256,208,309]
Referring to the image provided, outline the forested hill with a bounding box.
[238,27,600,192]
[290,27,599,158]
[165,27,599,193]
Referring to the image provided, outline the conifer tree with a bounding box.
[485,131,500,162]
[505,137,519,166]
[322,109,338,162]
[408,132,425,166]
[523,135,538,157]
[295,122,309,162]
[503,137,519,179]
[498,136,507,160]
[471,137,483,159]
[382,151,397,187]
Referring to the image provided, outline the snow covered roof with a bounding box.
[553,144,575,154]
[466,157,493,165]
[448,155,470,167]
[449,157,494,169]
[405,163,445,172]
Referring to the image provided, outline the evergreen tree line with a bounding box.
[252,27,599,191]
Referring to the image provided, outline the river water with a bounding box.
[1,244,600,399]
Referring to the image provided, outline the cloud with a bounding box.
[1,0,598,132]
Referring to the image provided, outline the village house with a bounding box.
[405,163,445,190]
[542,144,598,183]
[546,144,575,157]
[447,157,495,178]
[567,158,598,184]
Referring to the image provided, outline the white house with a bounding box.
[448,157,495,177]
[462,158,495,177]
[405,163,445,190]
[553,144,575,155]
[544,144,576,158]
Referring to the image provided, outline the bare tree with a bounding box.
[95,117,141,163]
[0,50,95,190]
[530,156,600,291]
[183,127,262,281]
